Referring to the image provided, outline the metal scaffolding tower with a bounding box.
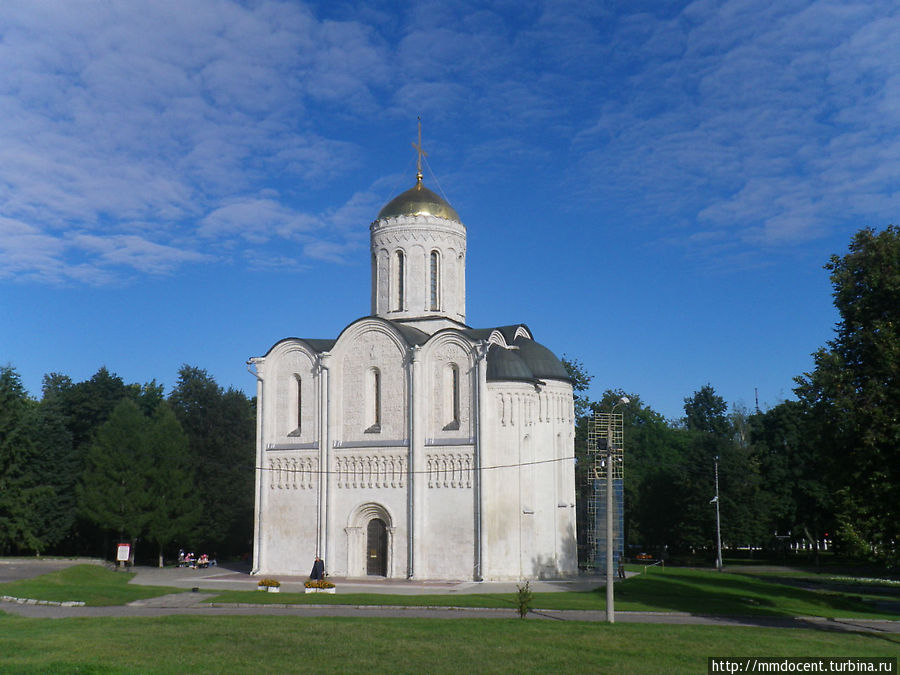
[587,412,625,573]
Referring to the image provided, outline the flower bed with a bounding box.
[304,579,336,594]
[257,578,281,592]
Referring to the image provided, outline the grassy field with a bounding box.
[0,565,181,606]
[0,614,897,673]
[0,564,897,672]
[1,564,897,620]
[207,566,900,620]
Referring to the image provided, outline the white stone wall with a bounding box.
[251,341,324,576]
[258,342,319,446]
[370,214,466,326]
[422,336,474,439]
[335,324,408,443]
[481,379,577,580]
[418,455,475,578]
[257,450,319,574]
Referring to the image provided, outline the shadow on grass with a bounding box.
[611,568,896,620]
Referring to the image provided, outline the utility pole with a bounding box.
[605,396,628,623]
[605,415,615,622]
[714,456,723,571]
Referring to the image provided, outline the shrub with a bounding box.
[515,581,533,618]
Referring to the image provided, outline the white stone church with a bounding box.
[248,154,577,581]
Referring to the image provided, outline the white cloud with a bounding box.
[68,233,212,274]
[4,0,898,284]
[572,0,900,260]
[199,199,318,243]
[0,0,388,284]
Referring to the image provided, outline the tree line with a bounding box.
[2,226,896,569]
[567,225,899,569]
[0,365,255,565]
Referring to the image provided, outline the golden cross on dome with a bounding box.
[412,117,428,183]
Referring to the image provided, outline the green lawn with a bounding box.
[0,614,897,674]
[1,564,897,620]
[208,566,900,620]
[0,565,181,606]
[0,565,897,672]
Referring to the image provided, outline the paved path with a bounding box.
[3,592,898,635]
[127,562,608,595]
[1,559,898,635]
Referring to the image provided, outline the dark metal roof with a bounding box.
[486,344,536,382]
[512,336,570,381]
[390,321,431,347]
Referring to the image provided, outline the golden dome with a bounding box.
[377,179,460,222]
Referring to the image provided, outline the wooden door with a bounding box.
[366,518,387,576]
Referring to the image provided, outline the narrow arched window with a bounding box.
[443,363,460,430]
[295,375,302,432]
[374,370,381,427]
[395,250,405,311]
[367,367,382,433]
[451,364,459,424]
[287,374,302,437]
[429,250,440,311]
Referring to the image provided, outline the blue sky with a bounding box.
[2,0,898,420]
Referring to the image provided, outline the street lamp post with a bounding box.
[713,455,723,571]
[606,396,629,623]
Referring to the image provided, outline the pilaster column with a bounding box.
[317,352,333,566]
[474,340,489,580]
[247,359,264,575]
[407,345,421,578]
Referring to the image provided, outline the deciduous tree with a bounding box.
[795,225,900,564]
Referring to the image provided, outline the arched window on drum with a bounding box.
[429,250,440,311]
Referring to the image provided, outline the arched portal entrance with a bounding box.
[366,518,388,576]
[346,502,394,578]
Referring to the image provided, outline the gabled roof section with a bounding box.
[333,315,431,348]
[259,321,570,385]
[262,337,336,358]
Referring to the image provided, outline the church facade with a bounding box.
[248,163,577,581]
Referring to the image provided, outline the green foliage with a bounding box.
[0,366,74,555]
[683,384,730,437]
[795,225,900,565]
[144,403,198,565]
[561,355,593,419]
[78,398,196,564]
[749,401,832,560]
[79,399,155,542]
[515,581,533,618]
[169,365,255,558]
[1,362,252,561]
